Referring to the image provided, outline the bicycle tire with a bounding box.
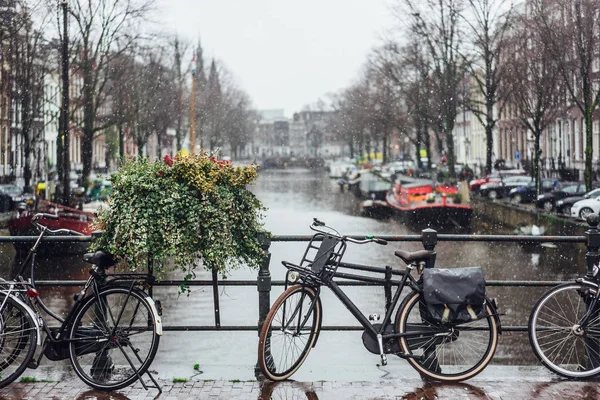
[397,291,498,382]
[0,295,38,388]
[529,281,600,378]
[68,286,160,390]
[258,285,321,381]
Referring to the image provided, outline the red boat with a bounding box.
[8,200,95,255]
[386,180,473,230]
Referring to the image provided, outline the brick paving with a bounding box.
[1,378,600,399]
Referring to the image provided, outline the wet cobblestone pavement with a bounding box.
[1,378,600,399]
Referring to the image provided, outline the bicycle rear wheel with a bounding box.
[0,295,37,388]
[69,286,160,390]
[397,291,498,382]
[529,281,600,378]
[258,284,321,381]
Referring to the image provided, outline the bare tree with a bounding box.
[375,38,433,169]
[67,0,154,185]
[533,0,600,190]
[404,0,466,182]
[504,11,564,195]
[462,0,514,174]
[9,1,51,189]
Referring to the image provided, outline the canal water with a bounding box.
[0,168,588,382]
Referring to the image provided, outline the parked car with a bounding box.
[508,178,560,204]
[556,188,600,216]
[386,160,415,175]
[571,196,600,220]
[0,183,34,210]
[535,182,587,212]
[469,170,527,193]
[479,176,533,199]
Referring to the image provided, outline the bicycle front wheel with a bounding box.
[0,295,37,388]
[258,284,321,381]
[529,281,600,378]
[397,291,498,382]
[69,286,160,390]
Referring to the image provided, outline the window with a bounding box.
[562,185,578,194]
[594,57,600,73]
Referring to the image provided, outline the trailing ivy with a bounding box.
[92,152,267,285]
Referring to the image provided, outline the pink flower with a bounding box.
[163,154,173,166]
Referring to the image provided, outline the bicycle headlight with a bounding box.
[288,271,300,283]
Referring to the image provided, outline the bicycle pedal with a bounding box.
[27,360,39,369]
[368,314,380,321]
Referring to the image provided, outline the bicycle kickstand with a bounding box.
[377,334,388,366]
[142,370,162,394]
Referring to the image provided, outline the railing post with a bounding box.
[255,231,272,379]
[421,228,438,268]
[584,214,600,370]
[585,214,600,278]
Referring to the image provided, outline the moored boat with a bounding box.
[359,199,393,219]
[357,170,393,200]
[385,179,472,230]
[8,199,96,255]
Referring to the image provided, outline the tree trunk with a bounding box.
[585,110,593,191]
[485,124,493,174]
[382,130,388,164]
[118,123,124,161]
[82,71,95,188]
[423,119,432,170]
[533,125,541,196]
[446,130,456,183]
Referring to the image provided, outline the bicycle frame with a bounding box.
[0,285,42,346]
[287,259,449,348]
[574,277,600,329]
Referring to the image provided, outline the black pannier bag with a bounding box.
[421,267,487,325]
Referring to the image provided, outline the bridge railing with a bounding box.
[2,214,599,376]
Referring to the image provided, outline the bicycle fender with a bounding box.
[3,293,42,346]
[145,296,163,336]
[486,296,502,336]
[311,296,323,348]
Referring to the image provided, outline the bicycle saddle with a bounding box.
[394,249,433,264]
[83,251,116,269]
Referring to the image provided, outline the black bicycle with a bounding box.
[258,219,501,382]
[0,213,162,391]
[529,214,600,379]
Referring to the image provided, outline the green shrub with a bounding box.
[92,152,268,291]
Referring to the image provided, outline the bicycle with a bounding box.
[0,213,163,391]
[257,218,501,382]
[529,216,600,379]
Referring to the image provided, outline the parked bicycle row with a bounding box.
[2,215,600,395]
[258,217,600,383]
[470,170,600,220]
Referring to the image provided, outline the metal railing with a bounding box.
[4,214,600,376]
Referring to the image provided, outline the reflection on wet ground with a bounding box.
[0,169,592,382]
[2,376,600,399]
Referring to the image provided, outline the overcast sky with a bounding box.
[160,0,397,116]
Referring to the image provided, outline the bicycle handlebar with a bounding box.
[31,213,84,236]
[32,213,59,221]
[310,218,387,246]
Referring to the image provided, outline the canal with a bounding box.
[0,168,588,382]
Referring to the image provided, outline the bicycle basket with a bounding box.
[299,233,346,282]
[421,267,486,325]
